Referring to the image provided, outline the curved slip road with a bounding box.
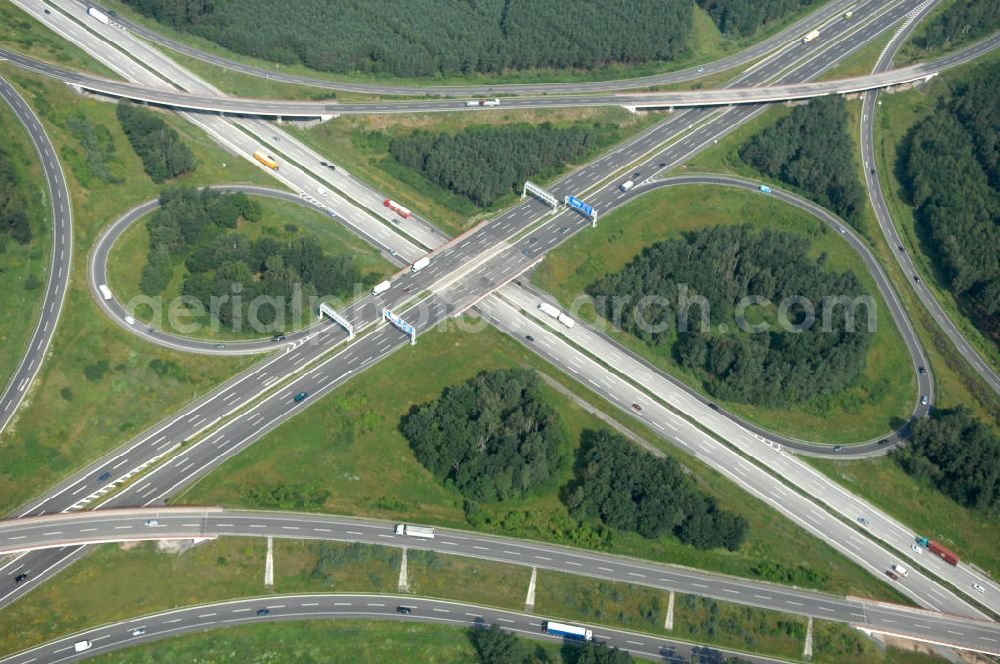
[0,75,72,436]
[859,18,1000,397]
[1,508,999,656]
[0,593,787,664]
[89,185,405,356]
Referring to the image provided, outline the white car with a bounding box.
[316,187,327,196]
[973,583,986,594]
[125,315,136,325]
[130,627,147,636]
[911,544,922,554]
[143,519,158,527]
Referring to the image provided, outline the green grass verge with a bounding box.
[179,322,905,602]
[533,184,914,444]
[106,196,393,341]
[672,593,805,660]
[820,29,893,80]
[0,68,275,515]
[0,3,117,77]
[404,550,531,611]
[0,83,51,398]
[534,571,671,637]
[289,107,662,237]
[91,621,495,664]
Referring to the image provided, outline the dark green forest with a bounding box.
[140,187,362,331]
[901,64,1000,346]
[400,369,569,502]
[120,0,691,77]
[894,407,1000,514]
[740,96,866,226]
[116,102,194,183]
[564,430,749,551]
[697,0,816,37]
[587,225,874,406]
[913,0,1000,51]
[0,146,32,244]
[389,123,610,207]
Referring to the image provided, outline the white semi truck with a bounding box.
[395,524,435,539]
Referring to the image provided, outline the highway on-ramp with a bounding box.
[1,509,999,656]
[0,75,72,436]
[859,21,1000,397]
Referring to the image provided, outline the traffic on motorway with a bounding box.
[0,0,998,661]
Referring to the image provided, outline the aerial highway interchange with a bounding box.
[0,0,998,660]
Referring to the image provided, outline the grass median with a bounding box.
[179,322,906,602]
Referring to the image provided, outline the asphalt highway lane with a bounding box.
[1,510,998,655]
[0,592,791,664]
[1,0,995,636]
[0,76,72,436]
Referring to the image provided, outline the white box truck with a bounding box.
[411,256,430,272]
[538,302,560,319]
[891,563,909,577]
[371,280,391,296]
[557,313,575,329]
[87,7,110,24]
[395,524,435,539]
[802,29,820,43]
[74,640,93,652]
[98,284,113,301]
[619,180,634,192]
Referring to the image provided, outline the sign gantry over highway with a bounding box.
[383,308,416,345]
[522,180,559,209]
[565,195,598,227]
[319,302,354,339]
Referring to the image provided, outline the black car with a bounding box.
[834,445,844,452]
[878,439,889,446]
[708,403,719,411]
[14,573,28,583]
[272,334,286,342]
[396,606,413,614]
[632,172,641,178]
[918,366,926,375]
[256,609,270,617]
[525,335,534,342]
[98,472,111,482]
[913,275,920,282]
[657,163,666,168]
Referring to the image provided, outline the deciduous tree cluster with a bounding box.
[894,407,1000,514]
[740,96,866,225]
[902,64,1000,346]
[564,430,749,550]
[400,369,568,502]
[697,0,816,37]
[389,123,605,207]
[116,102,194,183]
[0,146,32,244]
[913,0,1000,51]
[121,0,692,77]
[587,225,873,406]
